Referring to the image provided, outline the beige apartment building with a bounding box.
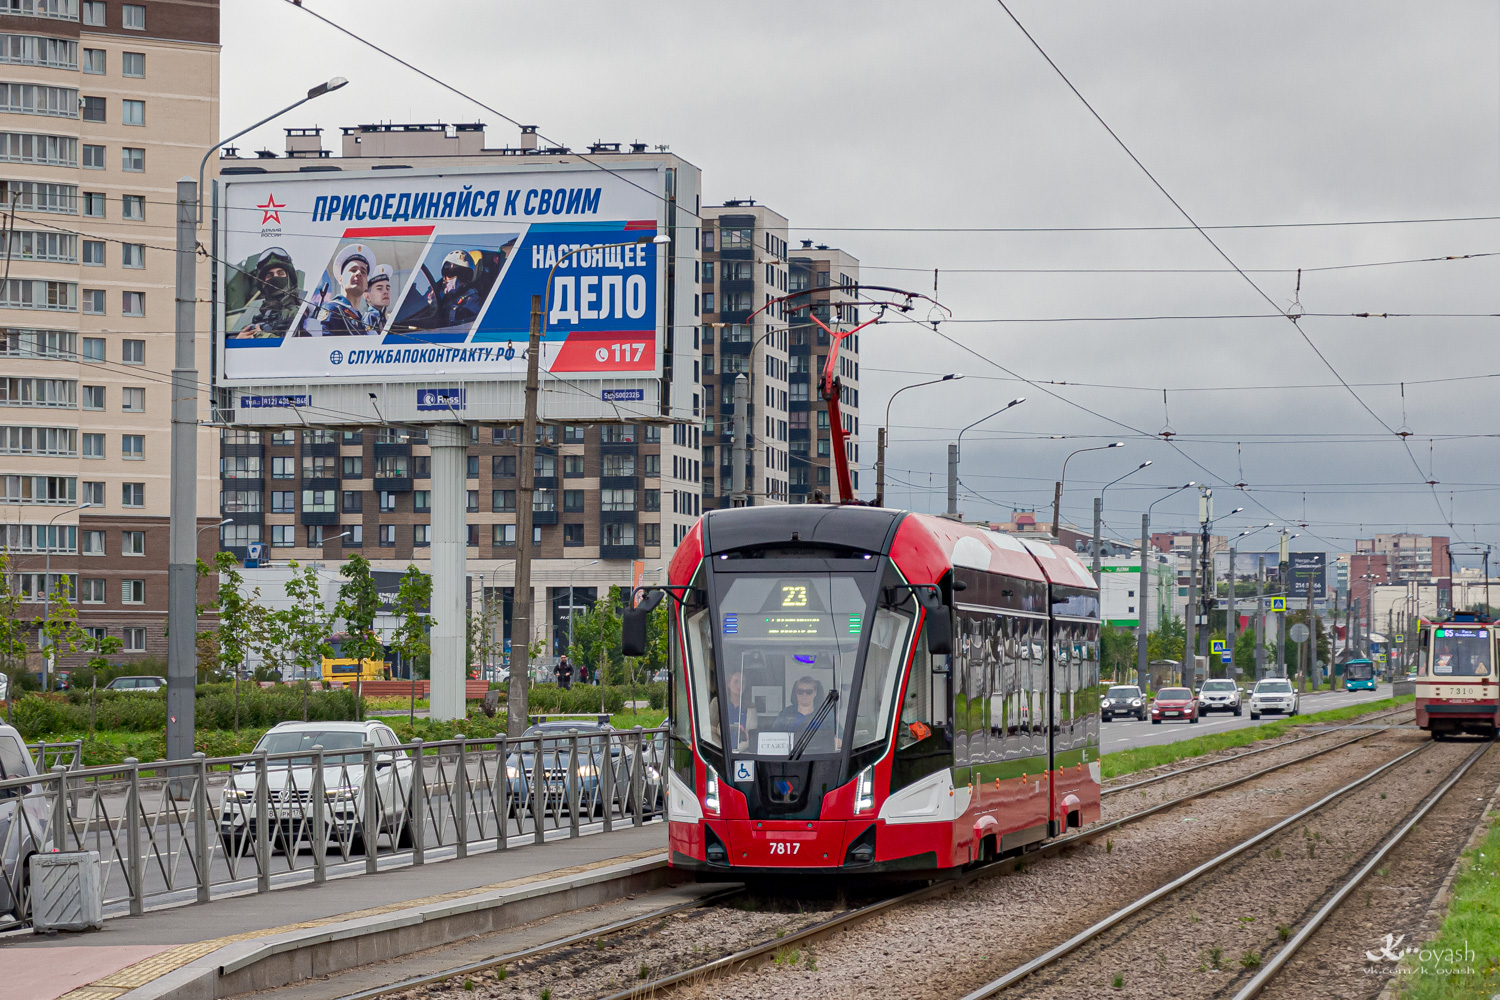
[0,0,219,661]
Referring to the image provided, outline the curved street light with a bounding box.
[1093,460,1151,573]
[1134,482,1194,688]
[876,374,961,507]
[947,397,1025,519]
[1051,442,1124,539]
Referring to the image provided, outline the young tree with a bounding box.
[260,562,333,698]
[1100,624,1136,682]
[0,555,31,723]
[335,553,384,668]
[204,551,265,681]
[1145,615,1186,664]
[38,580,89,684]
[389,565,433,720]
[569,586,624,684]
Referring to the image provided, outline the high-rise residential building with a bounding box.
[1,0,220,660]
[1355,534,1450,585]
[213,124,702,658]
[698,200,790,509]
[787,241,860,502]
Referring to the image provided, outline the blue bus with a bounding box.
[1343,658,1376,691]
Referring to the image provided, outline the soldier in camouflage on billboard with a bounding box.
[231,246,302,338]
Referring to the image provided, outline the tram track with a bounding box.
[302,705,1425,1000]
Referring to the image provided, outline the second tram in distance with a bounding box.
[1414,612,1499,739]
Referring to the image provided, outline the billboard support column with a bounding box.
[166,177,198,783]
[507,295,542,737]
[429,424,467,721]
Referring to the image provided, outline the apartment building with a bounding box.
[215,124,702,656]
[1355,533,1450,585]
[698,200,790,511]
[0,0,219,659]
[786,242,860,502]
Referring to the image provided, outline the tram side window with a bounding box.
[892,614,954,794]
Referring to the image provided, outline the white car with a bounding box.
[1197,679,1243,716]
[1249,678,1299,720]
[218,721,413,856]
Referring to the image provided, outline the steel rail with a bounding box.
[1103,704,1414,798]
[958,742,1438,1000]
[1231,741,1492,1000]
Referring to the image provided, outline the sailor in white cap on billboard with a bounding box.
[364,263,394,333]
[318,243,375,336]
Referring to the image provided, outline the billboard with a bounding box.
[218,165,667,387]
[1287,552,1327,600]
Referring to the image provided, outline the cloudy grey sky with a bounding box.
[223,1,1500,563]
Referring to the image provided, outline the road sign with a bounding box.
[1394,634,1404,644]
[1269,597,1286,612]
[1289,623,1311,643]
[1376,652,1387,663]
[1220,652,1232,663]
[1211,639,1227,653]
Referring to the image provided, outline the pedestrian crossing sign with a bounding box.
[1269,597,1286,612]
[1394,634,1404,643]
[1211,639,1226,653]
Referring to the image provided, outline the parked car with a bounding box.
[1150,687,1200,725]
[0,723,48,920]
[218,721,413,856]
[505,720,662,820]
[1197,679,1243,716]
[1249,678,1299,720]
[104,675,165,693]
[1100,685,1146,722]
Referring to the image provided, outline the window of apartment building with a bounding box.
[81,481,103,505]
[344,524,362,546]
[465,454,478,478]
[643,454,660,477]
[122,2,144,28]
[81,1,104,24]
[563,489,584,513]
[466,489,478,512]
[121,482,142,506]
[306,525,327,547]
[82,192,104,217]
[81,431,103,458]
[562,425,586,444]
[413,524,430,547]
[378,491,396,512]
[601,489,635,512]
[121,147,143,171]
[121,99,143,126]
[219,455,260,479]
[413,455,429,478]
[491,489,515,512]
[302,490,334,513]
[601,424,636,444]
[81,384,103,409]
[81,239,104,265]
[491,454,516,478]
[122,627,145,652]
[121,529,144,556]
[374,455,407,479]
[221,523,259,547]
[564,523,584,547]
[703,230,714,252]
[340,490,361,513]
[80,577,105,603]
[269,430,294,446]
[270,525,294,547]
[82,47,104,73]
[81,144,104,169]
[121,579,144,604]
[271,456,294,479]
[644,488,660,512]
[491,426,517,445]
[122,51,144,77]
[341,430,362,445]
[121,291,143,315]
[81,288,104,314]
[301,455,335,478]
[563,454,585,478]
[702,292,714,313]
[80,95,104,122]
[534,488,555,513]
[81,529,104,555]
[602,454,635,477]
[378,524,395,546]
[121,434,142,460]
[122,194,144,220]
[121,243,144,268]
[492,524,515,546]
[80,336,103,360]
[413,490,430,513]
[121,386,143,411]
[535,454,555,478]
[220,489,260,514]
[643,523,661,548]
[341,455,362,478]
[602,523,635,547]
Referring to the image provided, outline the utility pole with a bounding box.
[1186,534,1199,688]
[1092,496,1102,575]
[731,373,748,506]
[948,444,960,519]
[166,177,197,769]
[1276,530,1290,678]
[1226,546,1237,676]
[1198,488,1212,678]
[1137,512,1150,690]
[506,294,542,737]
[875,426,887,507]
[1254,555,1266,680]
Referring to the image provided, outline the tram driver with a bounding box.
[771,675,842,752]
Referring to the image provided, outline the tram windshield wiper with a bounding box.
[788,689,840,761]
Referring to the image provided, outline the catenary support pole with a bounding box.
[948,444,960,519]
[428,423,467,721]
[1226,547,1237,672]
[507,295,542,737]
[731,374,747,505]
[166,178,198,770]
[875,426,886,507]
[1137,512,1149,689]
[1255,556,1266,680]
[1092,496,1102,575]
[1185,534,1198,688]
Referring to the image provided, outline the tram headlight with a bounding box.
[704,763,721,815]
[855,764,875,814]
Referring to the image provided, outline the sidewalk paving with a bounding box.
[1,822,668,1000]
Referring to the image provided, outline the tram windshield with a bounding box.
[684,572,912,758]
[1431,627,1492,676]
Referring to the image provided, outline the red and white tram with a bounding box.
[1414,613,1499,739]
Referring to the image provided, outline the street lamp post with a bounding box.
[566,559,600,656]
[1229,523,1274,674]
[1195,490,1244,677]
[1275,530,1299,677]
[877,374,960,508]
[41,501,92,691]
[1052,443,1124,540]
[1137,483,1194,690]
[948,398,1026,519]
[1094,460,1151,574]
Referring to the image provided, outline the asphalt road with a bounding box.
[1101,682,1396,751]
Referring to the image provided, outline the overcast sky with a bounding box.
[224,1,1500,565]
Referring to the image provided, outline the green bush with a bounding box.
[12,685,364,740]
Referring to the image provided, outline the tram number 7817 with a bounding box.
[768,841,802,855]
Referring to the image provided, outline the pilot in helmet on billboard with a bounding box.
[319,243,375,336]
[425,249,483,328]
[234,246,301,337]
[364,264,393,333]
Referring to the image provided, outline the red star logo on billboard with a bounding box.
[257,194,284,225]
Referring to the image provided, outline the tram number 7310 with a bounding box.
[768,841,802,855]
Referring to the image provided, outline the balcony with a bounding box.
[301,477,338,493]
[601,544,639,561]
[301,441,338,458]
[531,509,559,526]
[300,510,338,526]
[374,477,412,493]
[533,476,558,491]
[600,476,638,491]
[374,442,411,459]
[600,509,637,524]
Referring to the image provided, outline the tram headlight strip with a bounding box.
[704,763,721,815]
[855,764,875,814]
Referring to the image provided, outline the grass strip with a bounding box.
[1399,804,1500,999]
[1100,695,1414,780]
